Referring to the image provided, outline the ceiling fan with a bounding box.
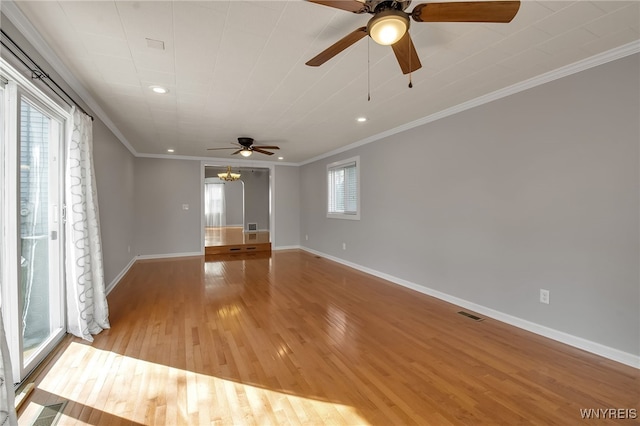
[207,137,280,157]
[306,0,521,75]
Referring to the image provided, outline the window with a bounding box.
[327,156,360,220]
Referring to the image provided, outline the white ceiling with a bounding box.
[7,0,640,164]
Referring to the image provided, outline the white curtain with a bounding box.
[204,183,226,227]
[0,308,17,425]
[65,107,109,342]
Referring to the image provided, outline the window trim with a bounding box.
[327,156,360,220]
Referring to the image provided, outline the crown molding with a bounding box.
[4,0,638,166]
[300,40,640,166]
[136,152,297,167]
[1,0,138,156]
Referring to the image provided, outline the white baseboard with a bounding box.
[300,246,640,369]
[105,256,136,295]
[104,251,202,295]
[274,245,302,251]
[136,251,202,260]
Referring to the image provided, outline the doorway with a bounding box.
[202,165,271,254]
[1,80,66,383]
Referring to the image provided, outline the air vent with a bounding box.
[32,401,67,426]
[458,311,484,321]
[247,223,258,231]
[145,38,165,50]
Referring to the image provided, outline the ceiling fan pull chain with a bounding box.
[367,36,371,101]
[408,30,413,89]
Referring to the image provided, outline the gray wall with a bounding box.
[134,158,202,256]
[273,165,301,248]
[300,54,640,356]
[92,120,136,284]
[224,180,244,226]
[241,168,270,231]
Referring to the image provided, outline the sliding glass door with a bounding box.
[1,79,66,382]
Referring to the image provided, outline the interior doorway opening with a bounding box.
[203,165,271,255]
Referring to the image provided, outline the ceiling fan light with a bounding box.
[240,149,252,157]
[368,10,409,46]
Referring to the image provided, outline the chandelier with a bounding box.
[218,166,241,181]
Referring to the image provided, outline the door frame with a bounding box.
[200,161,275,253]
[1,60,69,383]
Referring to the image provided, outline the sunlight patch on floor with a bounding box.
[25,342,369,425]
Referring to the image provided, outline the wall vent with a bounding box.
[32,401,67,426]
[247,223,258,231]
[458,311,484,321]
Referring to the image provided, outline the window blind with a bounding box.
[328,161,357,215]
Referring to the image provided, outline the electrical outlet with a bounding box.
[342,242,346,250]
[127,245,131,254]
[305,234,308,241]
[540,289,550,304]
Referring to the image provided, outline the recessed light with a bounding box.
[278,157,284,160]
[357,117,367,122]
[150,85,168,94]
[167,148,175,153]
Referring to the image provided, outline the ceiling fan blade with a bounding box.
[306,27,368,67]
[207,147,238,150]
[391,32,422,75]
[253,145,280,150]
[231,149,244,155]
[252,148,275,156]
[412,1,520,23]
[307,0,367,13]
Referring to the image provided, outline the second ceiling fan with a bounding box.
[208,137,280,157]
[306,0,521,75]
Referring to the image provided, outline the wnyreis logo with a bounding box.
[580,408,637,420]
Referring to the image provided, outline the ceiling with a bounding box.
[7,0,640,164]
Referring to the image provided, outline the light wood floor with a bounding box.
[18,250,639,425]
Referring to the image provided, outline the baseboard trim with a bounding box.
[136,251,202,260]
[300,247,640,369]
[105,252,202,295]
[274,245,302,251]
[105,256,136,295]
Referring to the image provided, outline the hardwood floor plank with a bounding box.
[16,250,639,425]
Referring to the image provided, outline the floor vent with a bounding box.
[458,311,484,321]
[31,401,67,426]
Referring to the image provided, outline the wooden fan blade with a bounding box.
[306,27,368,67]
[231,149,243,155]
[207,147,237,150]
[253,145,280,150]
[307,0,367,13]
[252,148,275,156]
[412,1,520,23]
[391,32,422,75]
